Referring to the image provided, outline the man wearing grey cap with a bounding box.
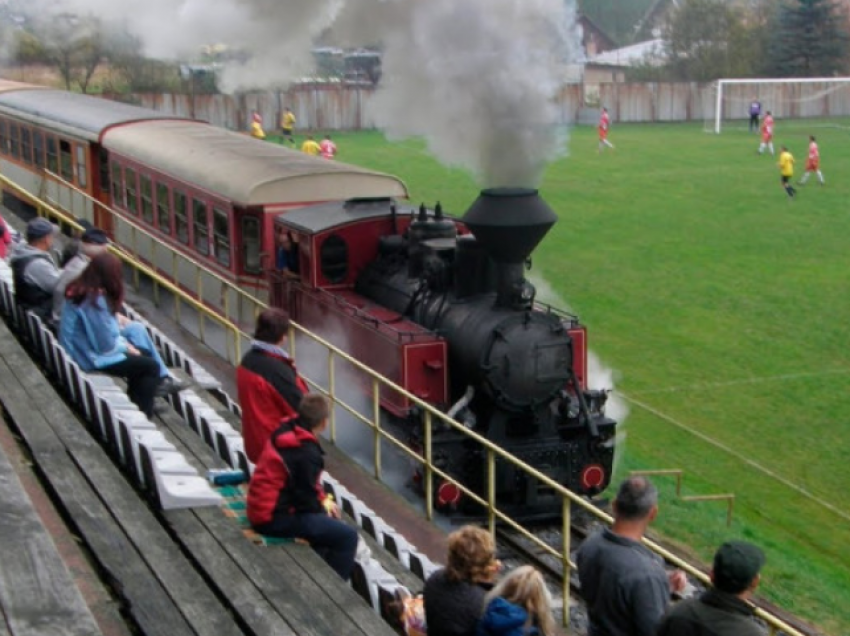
[657,541,766,636]
[10,217,60,323]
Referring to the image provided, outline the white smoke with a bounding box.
[25,0,579,186]
[335,0,578,186]
[33,0,345,89]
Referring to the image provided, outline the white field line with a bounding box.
[628,368,850,395]
[616,390,850,524]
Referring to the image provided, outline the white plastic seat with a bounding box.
[138,442,221,511]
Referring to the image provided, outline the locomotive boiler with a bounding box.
[354,188,617,515]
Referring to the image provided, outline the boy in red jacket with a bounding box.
[247,394,358,580]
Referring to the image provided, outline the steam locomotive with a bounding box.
[271,188,617,516]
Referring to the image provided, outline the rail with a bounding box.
[8,171,806,636]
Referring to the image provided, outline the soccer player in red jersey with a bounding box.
[598,107,615,153]
[758,111,774,156]
[799,135,825,185]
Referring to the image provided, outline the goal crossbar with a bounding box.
[712,77,850,133]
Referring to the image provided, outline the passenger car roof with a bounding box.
[0,88,185,141]
[103,120,409,206]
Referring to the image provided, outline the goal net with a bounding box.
[702,77,850,133]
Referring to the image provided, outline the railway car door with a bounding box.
[92,145,115,235]
[236,208,263,278]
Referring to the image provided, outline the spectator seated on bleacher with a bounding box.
[52,226,109,324]
[247,394,358,581]
[52,227,185,400]
[424,525,502,636]
[59,253,186,418]
[9,217,60,325]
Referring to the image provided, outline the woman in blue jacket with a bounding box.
[59,252,163,417]
[477,566,554,636]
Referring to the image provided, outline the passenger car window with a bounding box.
[140,175,154,223]
[193,198,209,255]
[124,167,138,214]
[59,140,73,181]
[213,207,230,267]
[174,191,188,244]
[157,183,171,234]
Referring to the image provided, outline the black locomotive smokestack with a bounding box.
[462,187,556,308]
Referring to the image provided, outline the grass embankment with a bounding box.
[273,122,850,634]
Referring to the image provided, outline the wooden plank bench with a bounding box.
[0,319,245,636]
[0,430,102,636]
[152,405,400,636]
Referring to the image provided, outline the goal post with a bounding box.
[708,77,850,134]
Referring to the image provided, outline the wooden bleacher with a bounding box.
[0,424,104,636]
[0,302,398,635]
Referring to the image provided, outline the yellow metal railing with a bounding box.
[15,171,805,636]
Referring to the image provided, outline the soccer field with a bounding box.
[285,121,850,634]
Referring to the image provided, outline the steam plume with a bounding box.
[24,0,580,186]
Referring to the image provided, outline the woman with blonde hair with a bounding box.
[477,566,554,636]
[424,525,502,636]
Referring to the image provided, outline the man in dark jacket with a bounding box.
[246,394,357,580]
[577,477,686,636]
[10,217,60,323]
[657,541,766,636]
[237,308,308,463]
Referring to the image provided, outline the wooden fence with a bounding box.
[107,80,850,132]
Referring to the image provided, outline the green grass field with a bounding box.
[275,121,850,634]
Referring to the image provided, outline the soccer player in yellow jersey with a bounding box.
[301,135,321,156]
[280,107,296,147]
[778,146,796,199]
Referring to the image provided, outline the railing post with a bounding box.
[328,349,336,443]
[196,269,205,343]
[221,283,230,322]
[487,448,496,536]
[131,229,140,289]
[171,251,179,322]
[372,377,381,480]
[424,411,433,521]
[562,496,572,630]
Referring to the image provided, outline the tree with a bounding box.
[663,0,758,81]
[105,31,182,94]
[14,31,49,65]
[37,14,105,93]
[766,0,850,77]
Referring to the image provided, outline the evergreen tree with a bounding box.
[767,0,850,77]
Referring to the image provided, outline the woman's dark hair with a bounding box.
[253,308,291,343]
[66,252,125,313]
